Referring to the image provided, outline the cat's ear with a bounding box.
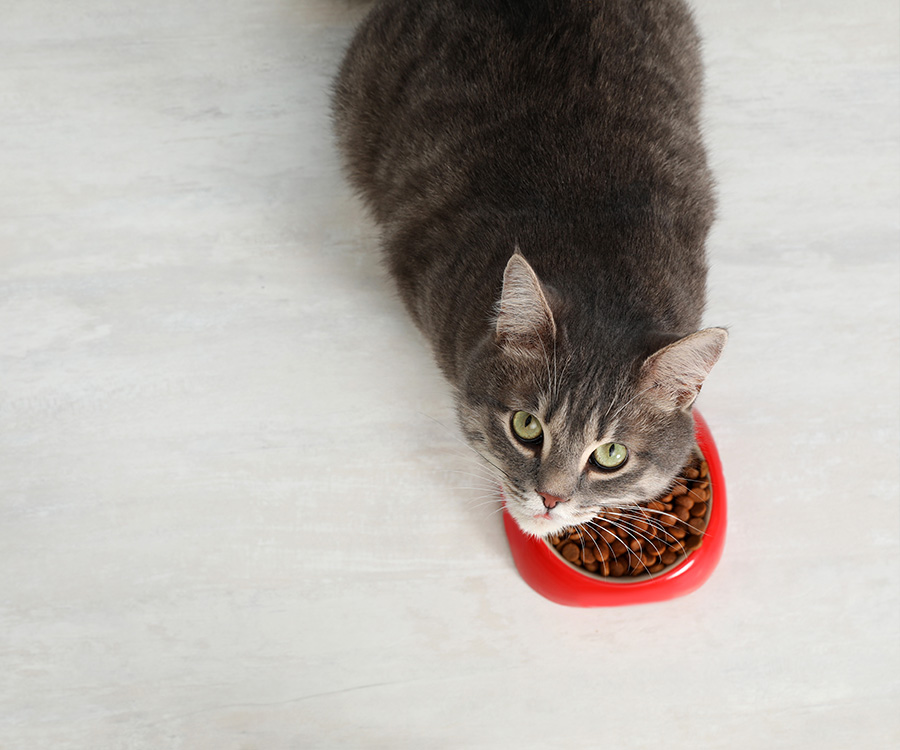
[495,252,556,358]
[639,327,728,410]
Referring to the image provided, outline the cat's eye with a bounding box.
[511,411,543,444]
[591,442,628,470]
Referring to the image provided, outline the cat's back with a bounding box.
[333,0,708,217]
[333,0,714,365]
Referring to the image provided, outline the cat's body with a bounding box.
[333,0,727,536]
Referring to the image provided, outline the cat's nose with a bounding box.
[539,492,568,510]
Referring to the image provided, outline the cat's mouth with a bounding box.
[501,489,576,537]
[514,510,565,537]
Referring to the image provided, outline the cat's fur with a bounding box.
[332,0,727,536]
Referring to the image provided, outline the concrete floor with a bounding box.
[2,1,898,747]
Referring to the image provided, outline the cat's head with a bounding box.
[456,252,727,537]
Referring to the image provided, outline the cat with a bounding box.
[332,0,727,537]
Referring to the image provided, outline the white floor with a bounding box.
[2,1,898,748]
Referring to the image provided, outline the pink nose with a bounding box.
[540,492,567,510]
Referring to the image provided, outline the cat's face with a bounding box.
[457,359,698,537]
[456,254,726,537]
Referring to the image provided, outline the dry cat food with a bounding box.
[548,452,711,578]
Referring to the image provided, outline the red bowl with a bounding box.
[502,410,727,606]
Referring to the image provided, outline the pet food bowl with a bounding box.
[502,410,726,607]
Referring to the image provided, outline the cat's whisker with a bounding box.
[434,424,512,480]
[618,512,687,550]
[529,304,555,402]
[601,374,630,423]
[582,520,615,560]
[445,469,503,484]
[610,509,694,555]
[463,492,502,502]
[602,515,663,560]
[459,484,502,496]
[612,505,708,528]
[456,488,502,497]
[613,504,675,526]
[469,498,502,508]
[583,518,641,567]
[482,503,509,519]
[460,491,505,509]
[619,513,670,540]
[469,494,503,504]
[605,383,657,424]
[447,473,505,495]
[451,481,501,494]
[607,503,700,539]
[471,449,513,481]
[461,489,504,504]
[444,461,499,475]
[551,333,558,402]
[556,352,574,410]
[420,412,514,481]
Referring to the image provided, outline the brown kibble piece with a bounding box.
[561,543,581,563]
[661,549,678,565]
[671,483,688,497]
[582,547,596,565]
[657,529,676,545]
[688,517,708,534]
[684,534,703,551]
[689,502,708,517]
[700,461,709,478]
[684,467,700,480]
[584,561,599,572]
[674,506,691,522]
[689,487,709,502]
[609,560,628,576]
[674,495,694,509]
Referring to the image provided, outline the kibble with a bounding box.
[674,506,692,522]
[548,451,711,579]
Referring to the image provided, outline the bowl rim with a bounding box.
[502,409,727,607]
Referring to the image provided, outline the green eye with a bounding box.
[591,442,628,470]
[511,411,543,444]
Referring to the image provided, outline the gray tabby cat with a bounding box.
[332,0,727,537]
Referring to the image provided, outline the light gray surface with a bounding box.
[2,1,898,748]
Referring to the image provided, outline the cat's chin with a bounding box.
[503,501,573,538]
